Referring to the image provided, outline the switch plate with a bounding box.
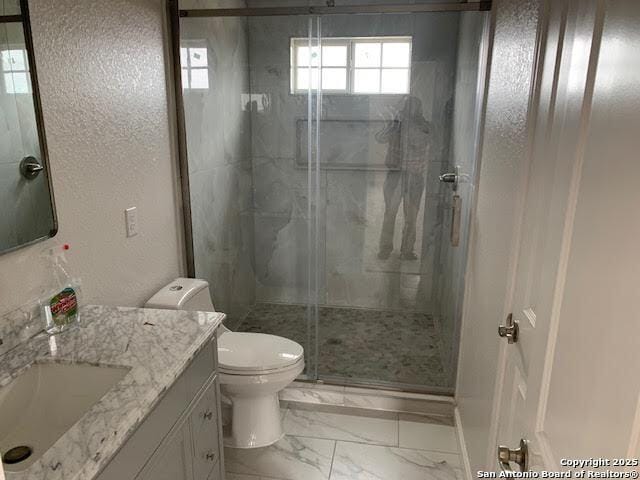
[125,207,138,237]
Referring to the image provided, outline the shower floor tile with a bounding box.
[236,303,449,388]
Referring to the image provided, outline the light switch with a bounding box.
[125,207,138,237]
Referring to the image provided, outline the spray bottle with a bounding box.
[40,243,82,335]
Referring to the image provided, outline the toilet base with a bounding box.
[224,393,284,448]
[219,358,305,449]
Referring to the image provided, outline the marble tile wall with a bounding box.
[181,3,256,328]
[248,12,461,313]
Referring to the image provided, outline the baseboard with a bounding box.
[455,406,473,480]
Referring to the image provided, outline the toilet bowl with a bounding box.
[218,332,304,448]
[145,278,304,449]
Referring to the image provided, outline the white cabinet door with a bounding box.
[494,0,640,472]
[137,420,193,480]
[190,379,221,480]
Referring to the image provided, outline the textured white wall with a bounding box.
[0,0,184,314]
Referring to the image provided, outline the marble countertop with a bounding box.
[0,305,225,480]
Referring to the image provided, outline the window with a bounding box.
[1,48,30,94]
[290,36,411,95]
[180,45,209,90]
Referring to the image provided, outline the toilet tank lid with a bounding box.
[145,277,209,310]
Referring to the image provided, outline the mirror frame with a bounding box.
[0,0,58,255]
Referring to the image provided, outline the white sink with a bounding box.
[0,363,129,471]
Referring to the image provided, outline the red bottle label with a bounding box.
[50,287,78,326]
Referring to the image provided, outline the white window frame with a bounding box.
[180,43,209,90]
[1,46,30,95]
[290,36,412,95]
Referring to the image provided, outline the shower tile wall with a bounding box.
[181,3,256,329]
[248,13,460,313]
[247,15,321,306]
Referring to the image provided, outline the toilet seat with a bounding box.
[218,332,304,375]
[219,358,305,381]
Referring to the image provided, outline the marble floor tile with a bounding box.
[280,382,346,405]
[225,435,335,480]
[329,441,462,480]
[283,407,398,446]
[398,413,459,453]
[226,473,285,480]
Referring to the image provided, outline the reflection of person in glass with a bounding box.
[376,96,430,260]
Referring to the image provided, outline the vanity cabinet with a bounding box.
[137,422,192,480]
[96,337,224,480]
[189,382,222,479]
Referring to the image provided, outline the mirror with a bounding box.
[0,0,57,254]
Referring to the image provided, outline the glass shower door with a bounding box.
[312,11,488,393]
[177,2,488,393]
[177,8,321,380]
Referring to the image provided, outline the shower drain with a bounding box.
[2,445,33,464]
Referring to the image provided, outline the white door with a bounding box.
[494,0,640,472]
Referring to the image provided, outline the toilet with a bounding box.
[145,278,304,448]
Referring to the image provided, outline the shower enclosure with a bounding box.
[171,0,489,394]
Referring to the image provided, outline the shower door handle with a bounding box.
[440,166,460,192]
[439,172,458,184]
[450,195,461,247]
[498,313,519,344]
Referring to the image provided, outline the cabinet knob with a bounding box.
[203,411,213,420]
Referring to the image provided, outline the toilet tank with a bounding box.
[145,278,215,312]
